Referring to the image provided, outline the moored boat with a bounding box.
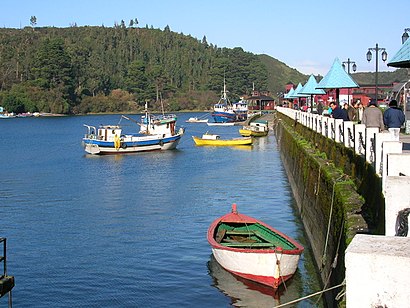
[207,204,304,289]
[239,120,269,137]
[211,80,248,123]
[192,134,252,146]
[185,117,209,123]
[82,104,184,155]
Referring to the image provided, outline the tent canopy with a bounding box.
[388,38,410,68]
[300,75,326,95]
[316,58,359,89]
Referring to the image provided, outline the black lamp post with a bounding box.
[342,58,357,105]
[366,44,387,105]
[402,28,410,44]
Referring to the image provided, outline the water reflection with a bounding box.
[208,255,306,307]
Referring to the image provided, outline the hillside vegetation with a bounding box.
[0,24,405,114]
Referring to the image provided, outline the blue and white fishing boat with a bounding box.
[82,104,185,155]
[211,81,248,123]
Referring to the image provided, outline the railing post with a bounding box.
[334,119,344,143]
[344,122,354,148]
[365,128,379,164]
[354,124,366,156]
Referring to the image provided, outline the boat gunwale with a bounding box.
[207,208,304,255]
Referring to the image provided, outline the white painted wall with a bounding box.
[346,234,410,307]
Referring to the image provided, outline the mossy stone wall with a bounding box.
[274,113,385,306]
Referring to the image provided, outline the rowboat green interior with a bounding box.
[215,222,297,250]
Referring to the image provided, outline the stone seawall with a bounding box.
[273,112,385,305]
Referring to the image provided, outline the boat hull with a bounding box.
[192,136,252,146]
[207,204,303,289]
[83,134,182,155]
[239,129,268,137]
[211,112,237,123]
[211,247,299,289]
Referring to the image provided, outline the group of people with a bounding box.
[328,99,405,141]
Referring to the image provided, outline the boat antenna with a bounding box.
[160,92,165,115]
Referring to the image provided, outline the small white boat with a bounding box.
[239,120,269,137]
[82,104,184,155]
[185,117,209,123]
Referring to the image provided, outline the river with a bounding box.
[0,112,323,307]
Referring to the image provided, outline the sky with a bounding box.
[1,0,409,76]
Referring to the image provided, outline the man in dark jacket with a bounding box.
[383,99,405,141]
[329,102,349,121]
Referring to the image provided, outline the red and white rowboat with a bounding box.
[207,204,304,289]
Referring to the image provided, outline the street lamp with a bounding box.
[342,58,357,105]
[366,44,387,105]
[402,28,410,44]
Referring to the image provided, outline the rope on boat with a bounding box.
[273,279,346,308]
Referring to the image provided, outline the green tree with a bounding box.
[30,16,37,27]
[124,60,151,103]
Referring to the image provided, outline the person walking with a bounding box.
[347,102,357,121]
[329,102,349,121]
[362,100,384,131]
[356,101,364,124]
[383,99,405,141]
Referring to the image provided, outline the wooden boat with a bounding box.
[239,120,269,137]
[207,204,304,289]
[192,134,252,146]
[82,103,184,155]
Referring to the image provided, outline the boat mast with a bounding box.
[144,101,149,134]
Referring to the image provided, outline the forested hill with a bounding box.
[0,25,308,114]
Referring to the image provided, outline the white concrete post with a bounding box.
[346,234,410,307]
[308,113,314,130]
[375,132,393,176]
[343,122,354,148]
[381,142,403,189]
[328,118,335,140]
[312,114,318,132]
[384,176,410,236]
[322,117,329,137]
[365,128,379,164]
[334,119,344,143]
[317,116,323,134]
[387,153,410,176]
[354,124,366,156]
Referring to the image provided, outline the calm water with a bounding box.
[0,113,322,307]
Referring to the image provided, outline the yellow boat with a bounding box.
[239,120,269,137]
[192,134,253,146]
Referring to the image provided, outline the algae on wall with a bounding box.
[274,113,374,307]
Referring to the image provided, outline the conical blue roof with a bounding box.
[388,38,410,68]
[292,83,309,98]
[299,75,326,95]
[316,58,359,89]
[284,87,295,99]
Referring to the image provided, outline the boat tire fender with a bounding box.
[121,142,127,149]
[159,140,164,147]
